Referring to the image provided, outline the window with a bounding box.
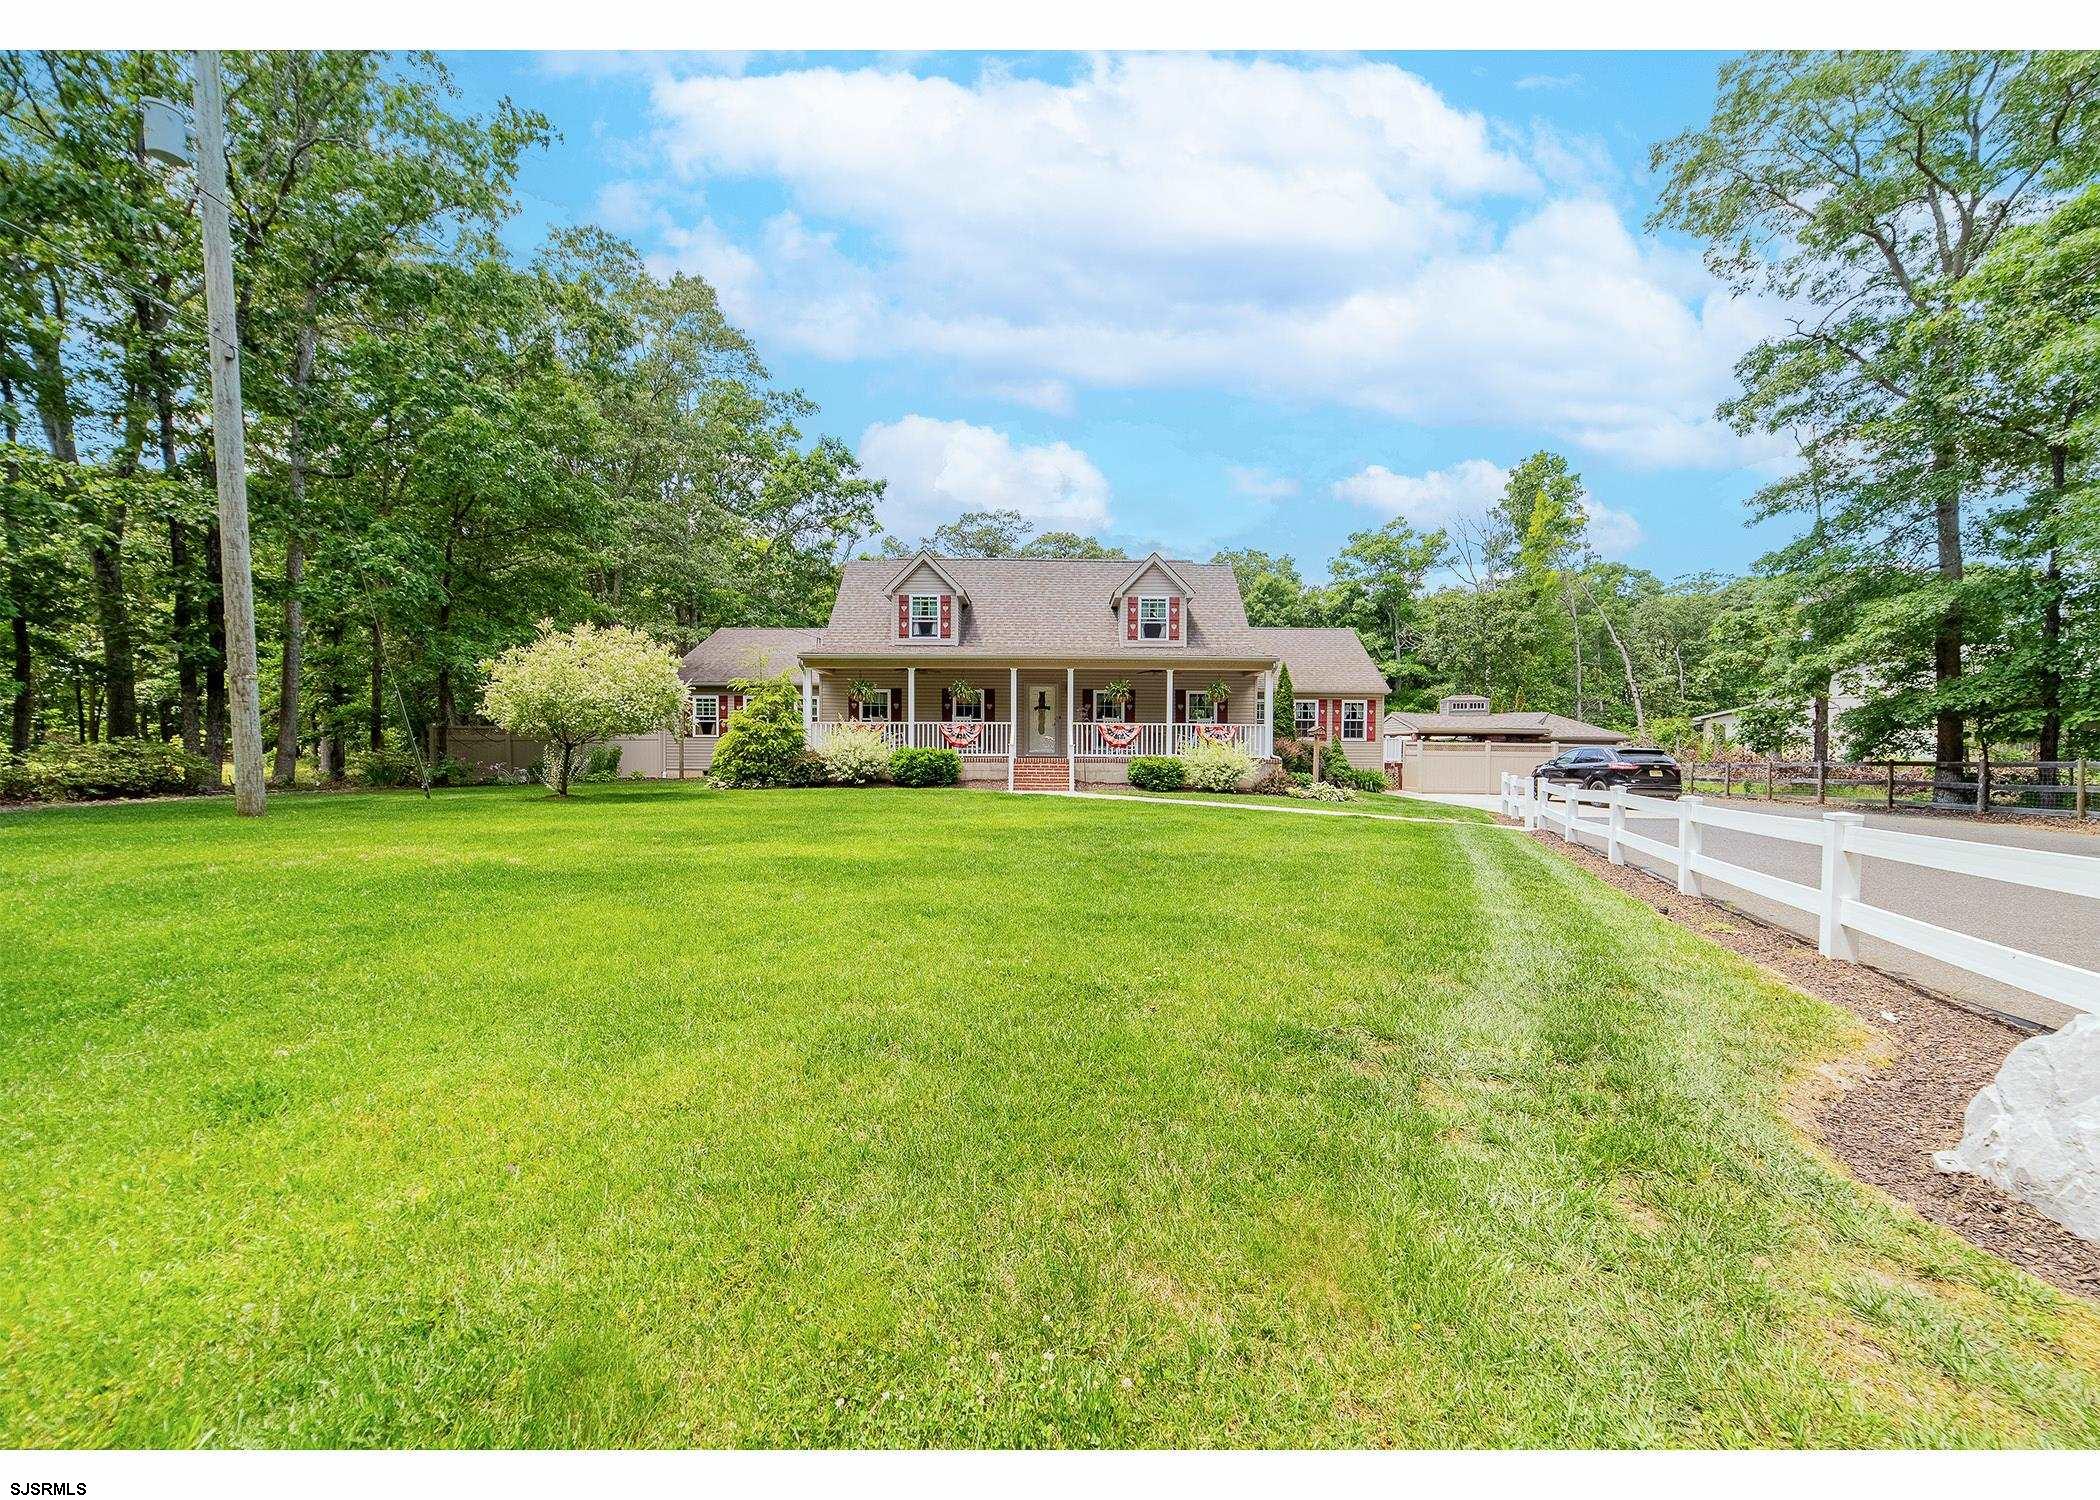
[690,693,719,736]
[951,690,982,722]
[909,594,940,639]
[1293,698,1318,735]
[1138,595,1170,640]
[1185,691,1220,724]
[853,688,892,722]
[1341,700,1368,741]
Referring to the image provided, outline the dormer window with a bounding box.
[1137,596,1170,640]
[908,594,941,638]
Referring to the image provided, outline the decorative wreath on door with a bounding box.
[1097,722,1142,749]
[940,722,984,749]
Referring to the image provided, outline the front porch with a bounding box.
[800,662,1278,787]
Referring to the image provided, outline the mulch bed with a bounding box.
[1521,823,2100,1299]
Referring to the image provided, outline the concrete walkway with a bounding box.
[1550,796,2097,1030]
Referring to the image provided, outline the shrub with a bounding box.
[1322,762,1388,794]
[1272,663,1296,741]
[1127,755,1184,791]
[891,745,962,787]
[707,673,810,788]
[1247,764,1295,796]
[1288,780,1356,803]
[352,746,424,788]
[1179,736,1254,792]
[0,738,215,803]
[479,621,685,795]
[819,725,894,785]
[585,745,623,779]
[1276,735,1314,776]
[783,750,828,787]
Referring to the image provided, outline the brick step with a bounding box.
[1010,755,1070,791]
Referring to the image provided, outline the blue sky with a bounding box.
[444,51,1800,582]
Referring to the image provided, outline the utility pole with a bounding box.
[191,52,266,815]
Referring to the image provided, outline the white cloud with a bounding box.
[978,379,1076,417]
[1514,73,1584,92]
[644,56,1778,468]
[1334,459,1509,529]
[858,415,1112,541]
[1332,457,1643,557]
[1226,465,1300,500]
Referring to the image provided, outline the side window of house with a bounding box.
[909,594,940,638]
[1293,698,1318,735]
[1341,700,1367,741]
[1138,595,1170,640]
[691,693,719,736]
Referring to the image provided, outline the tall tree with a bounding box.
[1654,50,2100,775]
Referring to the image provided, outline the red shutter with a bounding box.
[1125,595,1138,640]
[983,687,996,721]
[1330,699,1342,742]
[847,695,860,722]
[1168,595,1181,641]
[939,594,952,639]
[1081,688,1095,721]
[897,595,909,638]
[941,688,953,720]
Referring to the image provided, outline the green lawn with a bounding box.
[4,783,2097,1447]
[1083,786,1492,820]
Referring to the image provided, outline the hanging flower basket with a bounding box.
[947,680,983,711]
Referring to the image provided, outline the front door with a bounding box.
[1025,681,1060,754]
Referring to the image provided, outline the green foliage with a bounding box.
[1178,736,1254,792]
[479,623,684,794]
[1271,663,1296,739]
[1288,780,1357,803]
[1126,755,1185,791]
[818,725,893,785]
[1322,763,1389,794]
[890,746,962,787]
[0,737,213,802]
[351,747,424,789]
[584,745,623,779]
[707,673,810,788]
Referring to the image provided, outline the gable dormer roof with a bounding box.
[882,550,971,603]
[1108,552,1195,605]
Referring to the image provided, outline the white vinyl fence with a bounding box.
[1500,774,2100,1016]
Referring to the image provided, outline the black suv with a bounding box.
[1533,745,1682,797]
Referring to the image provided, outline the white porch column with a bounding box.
[1008,664,1018,791]
[907,666,917,737]
[1165,667,1174,753]
[1064,665,1075,792]
[801,669,813,729]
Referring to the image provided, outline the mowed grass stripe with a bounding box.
[2,783,2097,1446]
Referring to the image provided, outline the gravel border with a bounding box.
[1523,824,2100,1299]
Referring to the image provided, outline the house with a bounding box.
[677,552,1389,791]
[1383,695,1625,795]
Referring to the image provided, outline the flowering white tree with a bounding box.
[479,623,685,795]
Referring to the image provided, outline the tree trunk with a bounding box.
[320,618,347,779]
[141,292,201,760]
[205,524,229,772]
[1930,444,1965,791]
[1811,690,1830,764]
[85,519,139,739]
[554,742,574,796]
[368,618,384,752]
[272,320,317,785]
[9,612,29,755]
[2038,444,2066,775]
[1577,575,1645,736]
[1563,581,1583,721]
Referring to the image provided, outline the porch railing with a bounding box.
[807,719,1013,756]
[1073,722,1274,758]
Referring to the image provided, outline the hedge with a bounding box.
[891,746,962,786]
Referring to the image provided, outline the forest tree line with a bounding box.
[2,50,879,778]
[3,49,2097,781]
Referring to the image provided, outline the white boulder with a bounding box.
[1934,1011,2100,1244]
